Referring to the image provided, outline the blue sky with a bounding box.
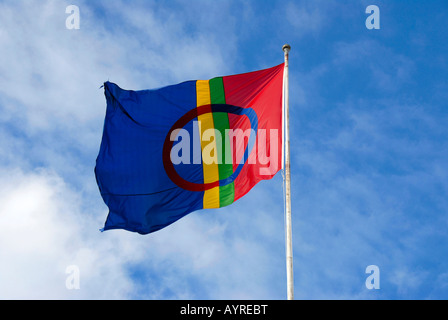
[0,0,447,300]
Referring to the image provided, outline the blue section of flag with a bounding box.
[95,81,204,235]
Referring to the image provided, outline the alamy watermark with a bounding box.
[365,5,380,30]
[66,5,80,30]
[65,265,80,290]
[169,120,280,177]
[365,265,380,290]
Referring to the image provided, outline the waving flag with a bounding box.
[95,63,285,234]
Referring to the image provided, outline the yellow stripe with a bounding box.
[196,80,220,209]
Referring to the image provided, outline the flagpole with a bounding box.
[282,44,294,300]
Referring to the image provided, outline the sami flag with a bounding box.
[95,63,285,234]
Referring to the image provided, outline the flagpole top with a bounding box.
[282,44,291,53]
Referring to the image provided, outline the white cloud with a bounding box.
[0,168,136,299]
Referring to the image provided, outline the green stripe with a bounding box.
[209,77,235,207]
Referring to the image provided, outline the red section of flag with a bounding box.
[223,63,284,201]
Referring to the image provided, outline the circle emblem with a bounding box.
[162,104,258,191]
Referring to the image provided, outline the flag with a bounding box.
[95,63,285,234]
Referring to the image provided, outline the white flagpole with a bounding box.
[282,44,294,300]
